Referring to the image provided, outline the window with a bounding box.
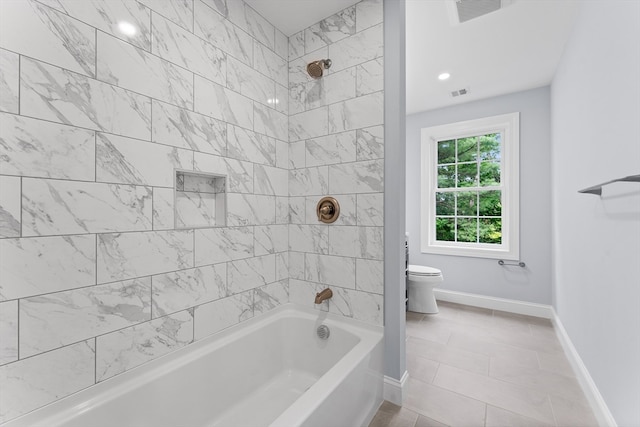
[420,113,519,260]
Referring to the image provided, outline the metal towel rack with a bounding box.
[578,174,640,196]
[498,260,526,268]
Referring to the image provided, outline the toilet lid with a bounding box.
[408,265,442,276]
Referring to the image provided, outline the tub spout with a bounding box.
[314,288,333,304]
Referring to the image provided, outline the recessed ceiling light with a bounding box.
[117,21,137,37]
[438,72,451,81]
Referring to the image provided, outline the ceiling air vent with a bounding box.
[448,0,514,24]
[451,88,469,97]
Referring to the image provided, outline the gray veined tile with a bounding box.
[275,29,288,60]
[329,287,383,325]
[0,0,95,77]
[244,5,275,50]
[275,83,288,115]
[199,0,228,18]
[275,251,288,280]
[328,91,384,134]
[152,264,228,318]
[275,196,289,224]
[97,32,193,109]
[357,57,384,96]
[20,58,151,141]
[328,23,383,73]
[289,252,305,280]
[228,254,276,295]
[20,277,152,358]
[227,125,276,166]
[356,258,384,294]
[356,125,384,160]
[194,76,253,130]
[0,235,96,301]
[254,164,288,197]
[0,340,95,424]
[43,0,152,51]
[152,187,175,230]
[289,141,306,169]
[289,107,329,142]
[0,176,20,238]
[289,224,328,254]
[194,226,253,266]
[359,226,384,260]
[227,194,275,226]
[289,197,306,224]
[305,253,355,289]
[0,300,18,365]
[329,160,384,194]
[152,100,226,156]
[193,152,254,194]
[254,41,288,87]
[21,178,153,237]
[275,139,288,169]
[289,31,305,61]
[289,167,329,197]
[194,0,253,66]
[97,230,194,284]
[137,0,193,32]
[357,193,384,226]
[254,103,288,141]
[96,133,192,187]
[96,310,194,382]
[0,49,19,113]
[152,12,226,85]
[0,113,95,181]
[227,56,275,107]
[194,292,253,340]
[175,191,216,228]
[304,6,356,53]
[254,280,289,316]
[289,279,326,310]
[307,67,357,109]
[356,0,384,33]
[306,131,357,167]
[328,226,359,258]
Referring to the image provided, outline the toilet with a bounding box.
[407,264,444,314]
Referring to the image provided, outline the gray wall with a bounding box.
[406,87,552,305]
[551,1,640,425]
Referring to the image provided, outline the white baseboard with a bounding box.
[552,311,617,427]
[383,371,409,406]
[433,289,554,319]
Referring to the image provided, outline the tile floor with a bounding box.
[369,302,599,427]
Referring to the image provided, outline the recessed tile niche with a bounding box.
[175,170,226,229]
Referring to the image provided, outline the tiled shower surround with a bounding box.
[0,0,383,422]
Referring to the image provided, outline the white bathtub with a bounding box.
[3,304,384,427]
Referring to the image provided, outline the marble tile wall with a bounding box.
[287,0,384,326]
[0,0,289,422]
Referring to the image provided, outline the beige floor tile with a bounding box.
[415,414,450,427]
[433,364,556,425]
[407,311,427,323]
[407,336,489,376]
[485,405,554,427]
[407,354,440,383]
[447,331,540,369]
[550,394,599,427]
[536,351,576,378]
[368,401,419,427]
[491,327,564,354]
[489,357,584,401]
[407,319,452,345]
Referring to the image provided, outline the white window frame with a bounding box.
[420,113,520,260]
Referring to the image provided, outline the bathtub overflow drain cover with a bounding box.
[317,325,330,340]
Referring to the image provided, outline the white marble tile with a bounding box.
[227,56,274,106]
[152,100,226,156]
[275,252,288,281]
[328,23,383,73]
[289,47,329,88]
[199,0,228,18]
[21,58,151,141]
[0,235,95,300]
[20,277,151,357]
[289,197,306,224]
[153,187,175,230]
[97,32,193,109]
[274,83,288,115]
[0,340,95,424]
[356,125,384,160]
[97,230,194,283]
[227,193,275,226]
[193,153,253,194]
[21,178,153,236]
[305,253,355,289]
[329,159,384,194]
[289,83,307,115]
[275,139,289,169]
[289,107,328,142]
[96,310,193,381]
[227,125,276,166]
[228,254,276,294]
[152,264,227,318]
[306,131,357,167]
[194,292,253,339]
[96,133,192,188]
[289,224,328,254]
[357,193,384,226]
[0,176,20,238]
[245,5,275,50]
[289,141,306,169]
[275,196,289,224]
[356,258,383,294]
[254,41,287,87]
[254,225,288,256]
[138,0,193,31]
[288,31,305,60]
[328,226,359,258]
[304,6,356,52]
[0,300,18,365]
[356,57,384,96]
[0,113,96,180]
[254,280,288,316]
[329,287,382,325]
[254,103,288,141]
[356,0,383,32]
[310,67,357,109]
[289,167,328,196]
[194,0,252,65]
[175,191,216,228]
[194,76,253,130]
[254,165,288,197]
[328,91,383,133]
[45,0,152,51]
[0,0,95,77]
[289,279,324,310]
[289,252,305,280]
[152,12,226,85]
[0,49,19,113]
[359,226,384,260]
[275,29,288,60]
[195,226,253,265]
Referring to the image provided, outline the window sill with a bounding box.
[421,244,519,260]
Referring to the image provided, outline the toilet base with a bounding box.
[407,282,439,314]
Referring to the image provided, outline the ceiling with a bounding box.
[246,0,581,115]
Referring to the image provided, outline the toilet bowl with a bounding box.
[407,264,443,314]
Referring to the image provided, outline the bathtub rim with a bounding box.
[2,303,383,427]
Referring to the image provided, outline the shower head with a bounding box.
[307,59,332,78]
